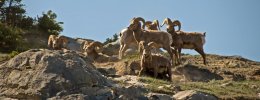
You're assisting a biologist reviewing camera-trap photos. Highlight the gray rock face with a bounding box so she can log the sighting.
[173,90,218,100]
[0,49,111,99]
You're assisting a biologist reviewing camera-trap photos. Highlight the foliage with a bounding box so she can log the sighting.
[103,33,118,45]
[37,10,63,35]
[0,0,34,29]
[0,23,26,52]
[8,50,19,58]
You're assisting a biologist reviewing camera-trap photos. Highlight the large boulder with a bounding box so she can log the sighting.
[173,64,223,82]
[0,49,111,99]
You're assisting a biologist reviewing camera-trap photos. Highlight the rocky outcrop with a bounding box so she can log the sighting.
[173,64,223,82]
[173,90,218,100]
[0,49,111,99]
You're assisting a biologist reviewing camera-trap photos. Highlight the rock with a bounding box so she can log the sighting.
[173,64,223,82]
[0,49,111,99]
[147,93,173,100]
[102,40,120,56]
[113,85,148,100]
[173,90,218,100]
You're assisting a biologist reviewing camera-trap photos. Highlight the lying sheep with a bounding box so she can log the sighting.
[82,41,103,60]
[128,17,175,65]
[139,42,172,81]
[161,18,207,65]
[48,35,68,50]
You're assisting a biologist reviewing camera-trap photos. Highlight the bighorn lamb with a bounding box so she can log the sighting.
[48,35,68,50]
[139,42,172,81]
[161,18,207,65]
[128,17,177,64]
[145,19,160,30]
[82,41,103,60]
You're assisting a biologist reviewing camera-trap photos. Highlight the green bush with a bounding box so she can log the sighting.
[8,51,19,58]
[37,10,63,35]
[0,23,25,52]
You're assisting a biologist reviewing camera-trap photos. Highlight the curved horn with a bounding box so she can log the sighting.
[153,20,160,31]
[172,20,181,31]
[161,18,172,27]
[134,17,145,29]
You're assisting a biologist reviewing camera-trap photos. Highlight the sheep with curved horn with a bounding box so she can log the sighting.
[161,18,207,65]
[128,17,177,65]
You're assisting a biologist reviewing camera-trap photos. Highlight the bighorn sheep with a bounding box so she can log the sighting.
[128,17,175,64]
[145,20,160,30]
[82,41,103,60]
[118,28,139,59]
[139,41,172,81]
[118,19,161,59]
[161,18,207,65]
[48,35,68,50]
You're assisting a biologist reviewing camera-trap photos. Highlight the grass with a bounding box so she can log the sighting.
[181,80,260,99]
[138,76,260,99]
[138,76,174,94]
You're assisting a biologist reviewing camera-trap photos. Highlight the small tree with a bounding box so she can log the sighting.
[103,33,119,45]
[37,10,63,35]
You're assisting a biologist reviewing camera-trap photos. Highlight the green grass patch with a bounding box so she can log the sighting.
[180,80,260,99]
[138,76,174,94]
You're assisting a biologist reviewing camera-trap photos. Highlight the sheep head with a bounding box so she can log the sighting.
[84,41,103,54]
[48,35,68,49]
[129,17,145,31]
[161,18,181,33]
[172,20,181,32]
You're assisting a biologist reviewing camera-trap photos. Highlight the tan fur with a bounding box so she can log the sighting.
[128,17,175,65]
[48,35,68,50]
[162,18,207,65]
[139,42,172,81]
[118,28,138,59]
[145,20,160,30]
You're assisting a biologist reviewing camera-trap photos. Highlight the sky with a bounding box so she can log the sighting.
[23,0,260,61]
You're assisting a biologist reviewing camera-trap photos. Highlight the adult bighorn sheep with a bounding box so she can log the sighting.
[48,35,68,50]
[118,19,161,59]
[145,19,160,30]
[139,41,172,81]
[161,18,207,65]
[128,17,176,65]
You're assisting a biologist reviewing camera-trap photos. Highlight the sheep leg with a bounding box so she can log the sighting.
[153,67,158,78]
[119,44,124,59]
[138,66,146,77]
[120,44,128,59]
[194,48,206,65]
[167,67,172,81]
[165,47,174,66]
[178,48,182,64]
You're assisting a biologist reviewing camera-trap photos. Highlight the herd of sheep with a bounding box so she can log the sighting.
[47,17,207,81]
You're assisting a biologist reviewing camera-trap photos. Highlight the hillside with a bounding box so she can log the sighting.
[0,47,259,99]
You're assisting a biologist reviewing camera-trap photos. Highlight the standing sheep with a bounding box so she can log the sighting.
[161,18,207,65]
[128,17,175,65]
